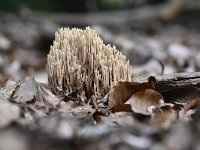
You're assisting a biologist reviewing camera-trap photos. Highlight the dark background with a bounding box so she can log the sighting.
[0,0,200,82]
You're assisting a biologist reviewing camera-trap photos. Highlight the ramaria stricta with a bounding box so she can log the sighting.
[47,27,131,99]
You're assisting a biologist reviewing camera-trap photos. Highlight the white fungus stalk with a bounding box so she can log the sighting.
[47,27,131,98]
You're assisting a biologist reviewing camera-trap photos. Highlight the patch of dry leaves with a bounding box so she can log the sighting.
[0,75,200,150]
[0,75,199,129]
[106,76,199,128]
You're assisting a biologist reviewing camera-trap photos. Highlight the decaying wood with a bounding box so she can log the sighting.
[132,72,200,92]
[155,72,200,92]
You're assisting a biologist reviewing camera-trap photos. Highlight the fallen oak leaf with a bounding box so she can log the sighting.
[108,76,156,110]
[108,73,199,126]
[151,101,195,128]
[93,113,102,124]
[178,108,196,122]
[93,109,111,124]
[36,83,61,108]
[178,99,200,122]
[159,100,200,123]
[171,102,184,111]
[0,100,21,128]
[0,75,7,87]
[69,105,95,119]
[111,104,132,113]
[13,77,38,103]
[151,105,177,128]
[0,80,20,100]
[128,89,164,115]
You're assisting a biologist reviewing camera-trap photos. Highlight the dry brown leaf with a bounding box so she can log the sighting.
[151,101,197,126]
[0,101,20,128]
[69,105,95,118]
[94,114,102,124]
[108,76,156,110]
[152,105,177,128]
[36,83,61,108]
[57,101,76,112]
[171,102,184,111]
[128,89,164,115]
[184,99,199,110]
[0,75,7,87]
[177,100,199,122]
[111,104,133,113]
[107,74,199,126]
[13,77,38,103]
[0,80,19,100]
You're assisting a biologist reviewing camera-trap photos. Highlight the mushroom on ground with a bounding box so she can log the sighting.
[47,27,131,99]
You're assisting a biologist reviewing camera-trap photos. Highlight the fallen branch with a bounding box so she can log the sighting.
[132,72,200,92]
[155,72,200,92]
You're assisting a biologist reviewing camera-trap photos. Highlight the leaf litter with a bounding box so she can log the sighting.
[0,73,199,150]
[0,26,200,150]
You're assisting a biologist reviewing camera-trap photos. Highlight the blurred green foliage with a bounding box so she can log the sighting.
[29,0,54,11]
[0,0,55,11]
[99,0,121,10]
[98,0,167,10]
[0,0,25,11]
[0,0,85,12]
[0,0,167,12]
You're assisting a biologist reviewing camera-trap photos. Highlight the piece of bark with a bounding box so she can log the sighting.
[132,72,200,92]
[155,72,200,92]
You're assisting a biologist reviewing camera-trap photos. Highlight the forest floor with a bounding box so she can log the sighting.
[0,10,200,150]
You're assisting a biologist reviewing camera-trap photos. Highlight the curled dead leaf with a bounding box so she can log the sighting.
[0,101,20,128]
[178,100,199,122]
[69,105,95,118]
[36,83,61,108]
[128,89,164,115]
[108,76,156,110]
[184,99,199,110]
[151,100,198,127]
[0,75,7,87]
[171,102,184,111]
[0,80,19,100]
[152,105,177,128]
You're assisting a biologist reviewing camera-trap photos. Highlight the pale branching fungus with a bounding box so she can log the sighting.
[47,27,131,98]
